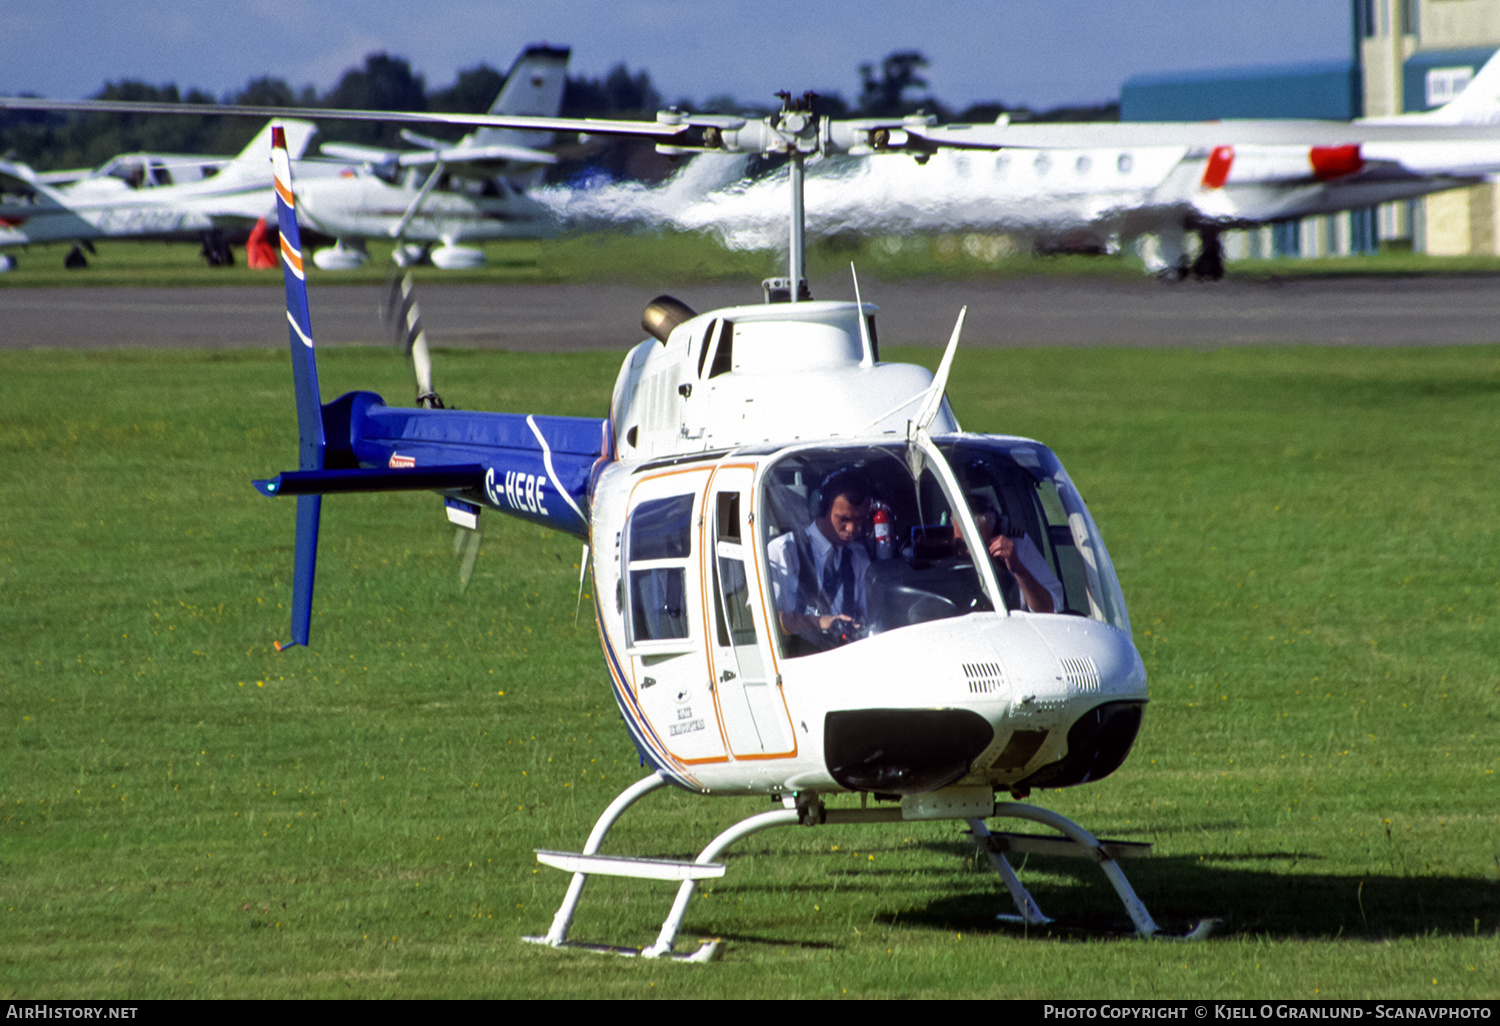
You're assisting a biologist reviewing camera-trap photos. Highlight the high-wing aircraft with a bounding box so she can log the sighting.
[0,120,321,268]
[246,98,1209,960]
[579,49,1500,280]
[294,45,571,270]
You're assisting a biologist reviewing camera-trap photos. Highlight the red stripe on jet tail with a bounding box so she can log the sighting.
[1201,146,1234,189]
[1310,144,1364,180]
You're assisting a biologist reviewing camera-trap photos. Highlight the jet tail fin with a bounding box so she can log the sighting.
[271,121,327,649]
[1411,48,1500,124]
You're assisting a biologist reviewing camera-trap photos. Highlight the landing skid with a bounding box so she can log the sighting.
[524,773,1212,959]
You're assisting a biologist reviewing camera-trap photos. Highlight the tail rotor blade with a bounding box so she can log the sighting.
[455,525,482,592]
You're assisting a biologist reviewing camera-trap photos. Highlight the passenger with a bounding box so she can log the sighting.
[959,499,1063,614]
[767,468,873,647]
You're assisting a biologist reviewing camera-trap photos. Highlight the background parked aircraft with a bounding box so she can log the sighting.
[557,50,1500,279]
[0,120,320,268]
[295,45,570,270]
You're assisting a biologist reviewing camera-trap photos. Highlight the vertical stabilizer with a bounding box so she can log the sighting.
[467,45,571,152]
[237,119,318,165]
[1427,48,1500,123]
[271,122,326,649]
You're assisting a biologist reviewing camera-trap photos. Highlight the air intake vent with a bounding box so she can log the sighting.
[1060,657,1100,693]
[962,661,1005,695]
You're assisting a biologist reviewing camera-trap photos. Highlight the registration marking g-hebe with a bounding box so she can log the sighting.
[485,466,549,515]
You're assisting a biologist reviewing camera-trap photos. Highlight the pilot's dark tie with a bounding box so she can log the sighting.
[821,547,842,612]
[823,547,854,617]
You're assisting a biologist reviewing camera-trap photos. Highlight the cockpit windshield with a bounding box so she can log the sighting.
[938,438,1129,633]
[760,438,1130,658]
[761,444,990,657]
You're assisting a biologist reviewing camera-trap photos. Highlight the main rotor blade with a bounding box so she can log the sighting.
[0,95,686,140]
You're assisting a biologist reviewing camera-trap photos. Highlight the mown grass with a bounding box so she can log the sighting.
[10,231,1500,288]
[2,342,1497,998]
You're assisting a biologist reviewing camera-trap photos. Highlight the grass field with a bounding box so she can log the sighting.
[2,340,1497,998]
[11,231,1500,288]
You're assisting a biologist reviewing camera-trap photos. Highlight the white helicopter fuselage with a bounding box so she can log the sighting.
[586,300,1147,801]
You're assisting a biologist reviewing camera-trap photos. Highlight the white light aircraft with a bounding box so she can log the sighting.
[0,120,320,269]
[296,45,570,271]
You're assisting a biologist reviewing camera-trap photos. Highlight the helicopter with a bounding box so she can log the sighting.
[3,87,1198,956]
[248,94,1212,959]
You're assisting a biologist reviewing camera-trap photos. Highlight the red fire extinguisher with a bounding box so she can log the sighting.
[873,504,893,560]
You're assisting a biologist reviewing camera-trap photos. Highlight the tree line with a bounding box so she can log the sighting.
[0,50,1115,175]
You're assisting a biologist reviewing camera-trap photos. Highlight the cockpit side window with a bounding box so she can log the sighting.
[695,320,719,379]
[707,320,734,378]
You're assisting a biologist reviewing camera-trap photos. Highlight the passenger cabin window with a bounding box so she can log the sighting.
[626,493,694,644]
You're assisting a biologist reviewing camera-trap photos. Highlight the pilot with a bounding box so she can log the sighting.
[959,498,1063,614]
[767,467,873,647]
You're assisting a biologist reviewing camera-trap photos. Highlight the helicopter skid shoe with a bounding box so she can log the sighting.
[969,804,1216,941]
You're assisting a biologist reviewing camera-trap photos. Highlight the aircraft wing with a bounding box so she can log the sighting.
[320,139,557,169]
[0,159,65,212]
[401,142,558,166]
[33,166,95,185]
[0,159,40,193]
[319,141,404,164]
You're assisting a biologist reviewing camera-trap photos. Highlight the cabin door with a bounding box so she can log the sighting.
[705,465,794,758]
[621,468,726,765]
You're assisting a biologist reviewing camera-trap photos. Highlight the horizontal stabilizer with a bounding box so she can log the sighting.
[255,464,486,497]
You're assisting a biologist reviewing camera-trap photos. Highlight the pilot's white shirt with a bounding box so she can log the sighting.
[1000,532,1064,613]
[767,523,870,618]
